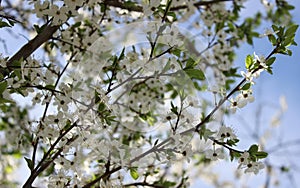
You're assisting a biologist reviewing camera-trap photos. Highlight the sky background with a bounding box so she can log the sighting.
[1,0,300,187]
[191,0,300,187]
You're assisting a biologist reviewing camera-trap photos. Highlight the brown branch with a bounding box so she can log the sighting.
[6,24,59,71]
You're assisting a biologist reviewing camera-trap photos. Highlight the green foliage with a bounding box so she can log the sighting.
[245,55,254,70]
[95,91,117,126]
[0,81,7,95]
[24,157,34,171]
[130,167,139,180]
[184,68,205,81]
[247,144,268,161]
[170,101,178,115]
[272,24,299,56]
[241,83,251,90]
[0,20,13,28]
[199,126,216,142]
[266,57,276,66]
[33,23,47,34]
[267,0,294,25]
[62,119,72,131]
[230,150,241,161]
[226,138,239,147]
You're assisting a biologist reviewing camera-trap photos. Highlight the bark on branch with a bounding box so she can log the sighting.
[6,24,59,71]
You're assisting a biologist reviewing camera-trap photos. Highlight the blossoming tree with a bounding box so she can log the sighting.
[0,0,298,187]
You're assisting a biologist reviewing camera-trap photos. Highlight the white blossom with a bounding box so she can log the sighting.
[216,126,237,141]
[205,148,225,161]
[245,161,265,174]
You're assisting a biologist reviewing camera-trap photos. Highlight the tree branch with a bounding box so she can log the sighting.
[6,24,59,71]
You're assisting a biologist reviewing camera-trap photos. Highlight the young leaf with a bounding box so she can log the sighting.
[171,48,181,57]
[241,83,251,90]
[0,21,11,28]
[248,144,258,153]
[266,57,276,66]
[271,25,279,32]
[285,24,299,38]
[245,55,253,69]
[0,81,7,95]
[267,34,277,46]
[118,47,126,61]
[230,150,241,161]
[199,126,216,142]
[255,151,268,159]
[184,68,205,80]
[130,168,139,180]
[24,157,34,170]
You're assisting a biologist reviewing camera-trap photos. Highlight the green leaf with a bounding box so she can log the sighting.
[283,35,296,47]
[34,24,40,33]
[184,68,205,80]
[272,25,279,32]
[266,57,276,66]
[285,24,299,38]
[226,138,239,146]
[95,90,101,104]
[8,19,15,27]
[170,102,178,115]
[267,34,277,46]
[185,57,196,69]
[0,97,15,104]
[230,150,241,161]
[63,119,72,131]
[245,55,253,69]
[0,21,11,28]
[241,83,251,90]
[199,126,216,142]
[255,151,268,159]
[161,181,177,187]
[118,47,126,61]
[287,49,292,56]
[166,11,176,20]
[0,81,7,95]
[24,157,34,170]
[171,48,181,57]
[98,102,106,112]
[266,67,273,74]
[248,144,259,153]
[130,168,139,180]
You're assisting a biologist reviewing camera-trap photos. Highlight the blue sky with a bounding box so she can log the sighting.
[191,1,300,187]
[192,1,300,187]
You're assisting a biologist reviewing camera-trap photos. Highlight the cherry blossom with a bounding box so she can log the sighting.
[205,148,225,161]
[44,5,68,25]
[0,0,297,187]
[244,161,265,174]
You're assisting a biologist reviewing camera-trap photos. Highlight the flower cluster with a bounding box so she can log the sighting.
[238,152,265,174]
[1,0,297,187]
[204,126,266,175]
[229,89,255,113]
